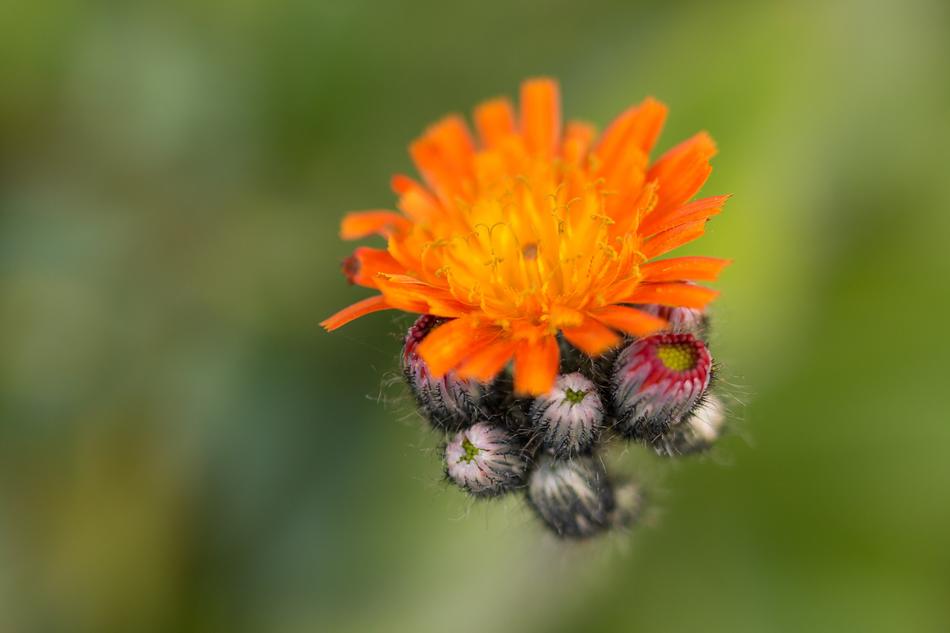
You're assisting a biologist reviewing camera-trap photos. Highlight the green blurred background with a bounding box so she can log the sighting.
[3,0,950,631]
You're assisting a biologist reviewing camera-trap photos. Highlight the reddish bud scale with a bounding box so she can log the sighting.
[403,315,488,430]
[610,332,712,440]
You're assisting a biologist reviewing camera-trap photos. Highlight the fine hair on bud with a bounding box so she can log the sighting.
[527,454,615,539]
[652,393,727,457]
[403,315,488,430]
[610,332,712,441]
[528,372,604,458]
[444,422,528,497]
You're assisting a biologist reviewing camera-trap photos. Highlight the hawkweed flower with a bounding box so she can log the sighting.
[610,332,712,439]
[321,78,730,396]
[321,78,733,538]
[652,393,726,456]
[403,315,488,429]
[528,372,604,457]
[527,454,615,539]
[444,422,528,497]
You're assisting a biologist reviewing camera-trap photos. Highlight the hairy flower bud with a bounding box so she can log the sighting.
[610,332,712,440]
[527,454,615,539]
[444,422,527,497]
[637,304,709,339]
[403,315,488,430]
[608,480,645,530]
[652,394,726,456]
[528,373,604,458]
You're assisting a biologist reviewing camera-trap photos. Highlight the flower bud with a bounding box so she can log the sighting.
[528,373,604,458]
[652,394,726,456]
[637,304,709,339]
[527,454,615,539]
[403,315,487,430]
[444,422,527,497]
[610,332,712,440]
[608,480,645,530]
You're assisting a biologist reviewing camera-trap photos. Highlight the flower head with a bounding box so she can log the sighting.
[322,78,730,395]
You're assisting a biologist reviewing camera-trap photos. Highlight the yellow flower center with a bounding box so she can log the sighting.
[655,342,699,372]
[417,156,643,336]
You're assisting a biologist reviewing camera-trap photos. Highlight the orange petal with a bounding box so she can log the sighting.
[320,295,390,331]
[396,179,443,224]
[612,178,658,238]
[513,336,560,395]
[639,194,730,237]
[594,102,666,220]
[640,219,707,259]
[372,276,428,313]
[561,318,621,356]
[594,97,668,167]
[375,274,470,317]
[454,338,516,382]
[564,120,597,146]
[628,283,719,309]
[474,97,516,149]
[590,305,667,336]
[340,211,409,240]
[386,232,424,274]
[409,115,476,203]
[519,78,561,157]
[600,144,647,204]
[562,120,597,165]
[647,132,717,218]
[417,318,500,377]
[343,247,404,288]
[639,256,732,283]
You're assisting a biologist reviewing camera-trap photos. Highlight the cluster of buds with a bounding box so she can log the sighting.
[402,305,728,539]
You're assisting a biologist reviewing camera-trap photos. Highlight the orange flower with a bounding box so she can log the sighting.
[322,78,730,395]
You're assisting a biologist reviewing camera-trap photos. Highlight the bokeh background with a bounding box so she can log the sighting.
[3,0,950,631]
